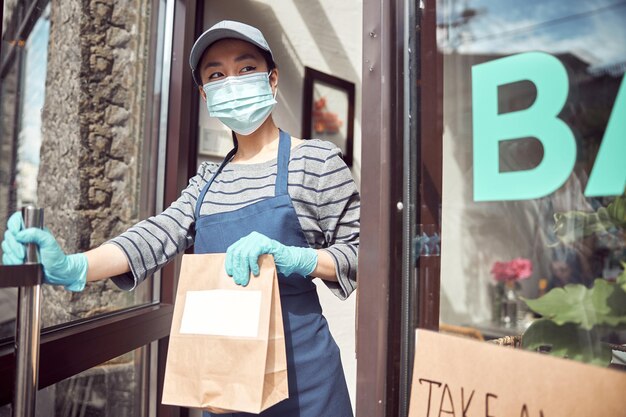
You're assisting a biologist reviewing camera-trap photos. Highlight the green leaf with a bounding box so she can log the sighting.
[523,279,626,330]
[522,319,612,366]
[524,282,607,329]
[552,210,615,245]
[606,195,626,227]
[597,279,626,326]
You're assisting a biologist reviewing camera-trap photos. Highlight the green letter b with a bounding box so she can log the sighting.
[472,52,576,201]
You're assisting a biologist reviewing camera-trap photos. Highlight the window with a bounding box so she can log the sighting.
[15,3,49,207]
[0,346,150,417]
[437,0,626,365]
[0,0,157,341]
[0,0,176,414]
[0,2,52,342]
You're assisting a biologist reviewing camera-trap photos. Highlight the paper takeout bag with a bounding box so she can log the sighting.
[162,253,288,414]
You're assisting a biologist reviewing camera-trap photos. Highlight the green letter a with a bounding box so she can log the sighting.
[585,75,626,197]
[472,52,576,201]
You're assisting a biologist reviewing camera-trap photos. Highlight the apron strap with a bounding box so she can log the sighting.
[194,146,237,219]
[275,130,291,196]
[195,130,290,218]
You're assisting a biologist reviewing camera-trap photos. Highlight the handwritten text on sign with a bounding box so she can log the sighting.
[417,378,543,417]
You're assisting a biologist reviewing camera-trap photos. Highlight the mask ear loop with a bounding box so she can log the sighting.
[268,69,278,99]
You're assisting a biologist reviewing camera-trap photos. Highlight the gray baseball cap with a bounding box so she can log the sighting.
[189,20,274,84]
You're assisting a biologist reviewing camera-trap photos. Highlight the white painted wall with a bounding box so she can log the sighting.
[197,1,362,412]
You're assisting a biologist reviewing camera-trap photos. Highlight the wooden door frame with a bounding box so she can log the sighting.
[356,0,405,415]
[357,1,442,416]
[157,0,203,415]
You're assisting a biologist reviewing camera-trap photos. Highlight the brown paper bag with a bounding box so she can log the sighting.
[162,253,288,414]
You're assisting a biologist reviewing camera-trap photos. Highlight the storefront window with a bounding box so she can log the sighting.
[0,0,160,341]
[438,0,626,366]
[15,4,50,207]
[0,4,51,342]
[0,346,149,417]
[0,5,52,339]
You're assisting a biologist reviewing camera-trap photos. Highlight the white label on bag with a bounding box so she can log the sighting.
[179,290,262,338]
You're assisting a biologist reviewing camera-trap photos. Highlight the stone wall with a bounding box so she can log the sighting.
[39,0,151,324]
[41,0,149,253]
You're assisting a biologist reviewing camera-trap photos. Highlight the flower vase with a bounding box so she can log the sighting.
[500,283,519,328]
[489,283,504,325]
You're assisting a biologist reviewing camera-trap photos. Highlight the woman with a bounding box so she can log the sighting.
[2,20,358,417]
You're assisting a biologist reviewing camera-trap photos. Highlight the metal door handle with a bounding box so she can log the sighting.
[0,205,44,417]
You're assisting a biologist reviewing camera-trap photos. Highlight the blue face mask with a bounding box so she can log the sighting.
[203,71,277,136]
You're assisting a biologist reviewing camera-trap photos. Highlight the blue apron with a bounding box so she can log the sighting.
[195,130,353,417]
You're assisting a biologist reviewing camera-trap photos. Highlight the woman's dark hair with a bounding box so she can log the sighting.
[193,44,277,86]
[259,47,277,72]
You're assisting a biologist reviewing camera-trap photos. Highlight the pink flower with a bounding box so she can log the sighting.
[510,258,532,279]
[491,258,533,283]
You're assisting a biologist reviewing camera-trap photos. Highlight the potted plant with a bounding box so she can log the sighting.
[521,195,626,366]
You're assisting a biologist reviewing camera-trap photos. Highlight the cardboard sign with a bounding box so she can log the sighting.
[409,330,626,417]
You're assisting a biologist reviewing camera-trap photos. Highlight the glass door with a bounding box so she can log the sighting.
[398,0,626,415]
[437,0,626,356]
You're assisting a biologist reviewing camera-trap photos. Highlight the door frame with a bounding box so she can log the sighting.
[161,1,445,416]
[356,0,442,416]
[157,0,203,415]
[356,0,406,415]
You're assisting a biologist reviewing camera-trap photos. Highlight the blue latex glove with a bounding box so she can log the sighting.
[225,231,318,286]
[2,211,25,265]
[2,212,88,291]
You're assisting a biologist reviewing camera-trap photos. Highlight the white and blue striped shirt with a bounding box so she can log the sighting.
[109,140,359,300]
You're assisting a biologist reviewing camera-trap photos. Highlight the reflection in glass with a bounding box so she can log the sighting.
[414,224,441,259]
[16,4,50,207]
[438,0,626,366]
[0,0,162,340]
[0,290,17,341]
[0,5,51,342]
[0,346,148,417]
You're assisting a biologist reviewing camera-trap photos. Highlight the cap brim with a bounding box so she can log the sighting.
[189,28,270,71]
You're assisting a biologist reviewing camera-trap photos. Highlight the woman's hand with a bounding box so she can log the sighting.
[225,231,318,286]
[2,212,88,291]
